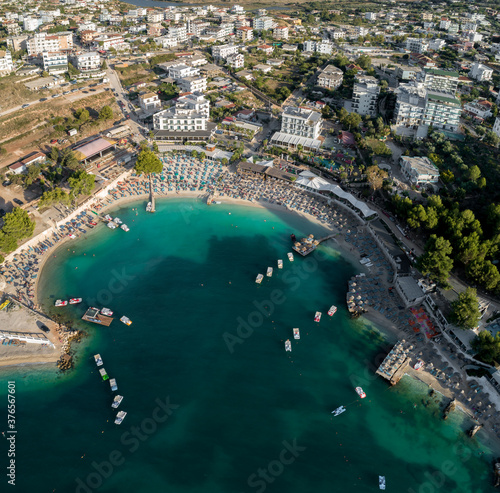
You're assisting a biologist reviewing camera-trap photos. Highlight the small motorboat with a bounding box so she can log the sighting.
[94,354,103,366]
[255,274,264,284]
[277,259,283,269]
[107,222,117,230]
[285,339,292,352]
[110,378,118,391]
[101,307,113,316]
[114,410,127,425]
[328,305,337,316]
[120,316,132,326]
[355,387,366,399]
[332,406,346,416]
[266,267,273,277]
[113,217,122,225]
[69,298,82,304]
[99,368,109,381]
[413,359,424,370]
[112,395,123,409]
[379,476,386,490]
[293,328,300,340]
[287,252,294,262]
[54,299,68,307]
[104,214,112,221]
[314,311,321,323]
[121,224,130,232]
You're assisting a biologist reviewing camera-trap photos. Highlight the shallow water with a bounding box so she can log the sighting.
[0,199,495,493]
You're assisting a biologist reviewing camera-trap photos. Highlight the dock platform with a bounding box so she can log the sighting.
[149,175,156,212]
[376,340,411,385]
[82,307,113,326]
[292,233,337,256]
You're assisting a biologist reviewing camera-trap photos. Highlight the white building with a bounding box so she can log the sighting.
[0,50,14,76]
[92,34,125,50]
[23,17,40,32]
[399,156,440,185]
[492,116,500,138]
[42,51,68,75]
[351,75,380,116]
[156,36,178,49]
[428,39,446,51]
[168,63,199,80]
[365,12,377,21]
[463,99,493,120]
[72,51,100,72]
[469,62,493,82]
[317,65,343,90]
[147,11,163,23]
[27,32,73,56]
[177,76,207,93]
[419,68,459,94]
[212,44,239,60]
[236,26,253,42]
[138,92,161,112]
[169,26,187,43]
[440,18,451,30]
[406,38,428,54]
[227,53,244,69]
[273,26,289,40]
[253,16,275,31]
[303,39,333,55]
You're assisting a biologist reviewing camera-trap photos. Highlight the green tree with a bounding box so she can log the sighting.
[38,188,70,208]
[468,165,481,183]
[74,108,90,123]
[99,105,113,120]
[355,54,372,70]
[101,60,108,70]
[466,259,500,291]
[134,150,162,176]
[471,330,500,363]
[50,146,59,163]
[365,165,388,193]
[417,235,453,284]
[2,208,35,240]
[450,288,481,329]
[68,171,95,198]
[344,113,362,131]
[0,232,18,253]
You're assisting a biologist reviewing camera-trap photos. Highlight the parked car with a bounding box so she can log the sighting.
[2,180,10,187]
[21,104,30,108]
[40,98,48,102]
[50,139,58,144]
[13,198,24,205]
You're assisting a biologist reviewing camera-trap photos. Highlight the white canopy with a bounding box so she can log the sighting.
[296,171,331,190]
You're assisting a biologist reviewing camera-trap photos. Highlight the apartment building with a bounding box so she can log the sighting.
[419,69,459,94]
[72,51,100,72]
[177,76,207,93]
[317,65,343,90]
[138,92,161,112]
[23,17,40,32]
[7,35,29,52]
[273,26,289,40]
[168,63,200,80]
[212,44,239,60]
[92,34,124,50]
[169,26,187,43]
[303,39,333,55]
[469,62,493,81]
[147,11,163,23]
[400,156,440,185]
[253,16,275,31]
[351,75,380,116]
[406,38,428,54]
[236,26,253,42]
[227,53,244,69]
[27,32,73,56]
[42,51,68,74]
[0,50,14,76]
[463,99,493,120]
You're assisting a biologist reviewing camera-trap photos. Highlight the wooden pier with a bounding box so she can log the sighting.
[148,175,155,212]
[82,307,113,326]
[292,233,338,256]
[376,340,411,385]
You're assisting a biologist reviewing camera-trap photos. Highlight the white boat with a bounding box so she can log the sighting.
[287,252,294,262]
[413,359,424,370]
[107,222,117,229]
[360,257,371,265]
[255,274,264,284]
[277,259,283,269]
[293,328,300,340]
[113,217,122,224]
[146,202,152,212]
[68,233,77,239]
[112,395,123,409]
[332,406,346,416]
[120,224,130,232]
[314,311,321,323]
[110,378,118,391]
[120,316,132,326]
[379,476,386,490]
[285,339,292,352]
[355,386,366,399]
[328,305,337,316]
[69,298,82,304]
[104,214,112,221]
[266,267,273,277]
[101,307,113,316]
[99,368,109,381]
[54,299,68,307]
[94,354,103,366]
[214,201,221,204]
[114,410,127,425]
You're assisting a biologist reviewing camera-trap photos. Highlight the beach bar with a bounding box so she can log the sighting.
[376,340,411,385]
[82,307,113,326]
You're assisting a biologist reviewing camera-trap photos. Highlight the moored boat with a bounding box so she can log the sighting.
[379,476,386,490]
[120,224,130,232]
[255,274,264,284]
[112,395,123,409]
[107,222,117,230]
[101,307,113,316]
[104,214,112,221]
[110,378,118,391]
[120,316,132,326]
[293,328,300,340]
[54,299,68,307]
[332,406,346,416]
[114,217,122,225]
[314,311,321,322]
[99,368,109,381]
[69,298,82,304]
[287,252,294,262]
[328,305,337,316]
[146,202,152,212]
[266,267,273,277]
[94,354,103,366]
[277,259,283,269]
[114,410,127,425]
[285,339,292,352]
[355,386,366,399]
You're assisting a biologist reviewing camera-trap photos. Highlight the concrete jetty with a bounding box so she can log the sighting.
[292,233,337,256]
[376,340,411,385]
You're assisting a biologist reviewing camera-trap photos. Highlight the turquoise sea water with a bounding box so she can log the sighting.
[0,199,496,493]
